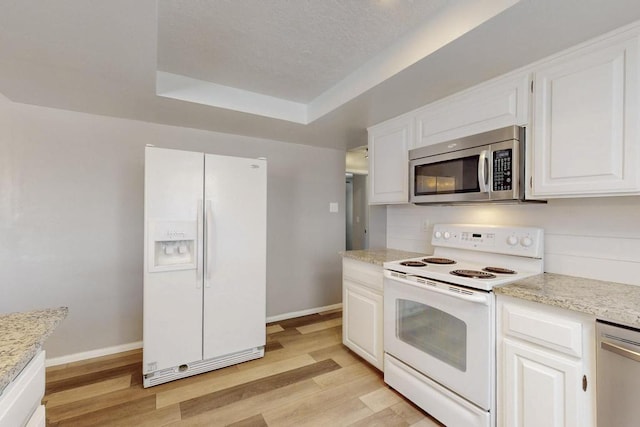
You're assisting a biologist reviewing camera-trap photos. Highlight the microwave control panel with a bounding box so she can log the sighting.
[493,149,513,191]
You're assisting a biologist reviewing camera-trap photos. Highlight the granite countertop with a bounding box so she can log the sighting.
[0,307,68,394]
[495,273,640,329]
[340,248,426,266]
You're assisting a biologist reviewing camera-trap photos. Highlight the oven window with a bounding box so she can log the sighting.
[396,299,467,371]
[414,156,480,195]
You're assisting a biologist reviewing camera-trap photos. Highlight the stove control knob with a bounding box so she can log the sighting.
[434,231,442,239]
[507,236,518,246]
[443,231,451,240]
[520,236,533,247]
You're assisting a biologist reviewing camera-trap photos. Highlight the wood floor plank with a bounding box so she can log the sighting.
[226,413,268,427]
[46,362,140,394]
[296,317,342,334]
[46,386,155,422]
[266,327,302,341]
[294,397,373,427]
[390,400,434,425]
[348,407,410,426]
[180,359,340,419]
[319,308,343,317]
[313,361,380,388]
[266,324,284,334]
[308,343,362,367]
[263,340,283,352]
[360,386,404,412]
[101,403,182,427]
[261,374,382,426]
[276,313,325,329]
[168,379,322,426]
[44,375,132,408]
[276,326,342,354]
[54,395,156,426]
[156,354,317,408]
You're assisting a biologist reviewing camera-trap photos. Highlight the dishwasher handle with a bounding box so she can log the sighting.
[601,340,640,363]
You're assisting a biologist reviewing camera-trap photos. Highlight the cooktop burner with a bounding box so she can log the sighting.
[483,266,516,274]
[422,257,456,265]
[450,269,497,279]
[400,260,427,267]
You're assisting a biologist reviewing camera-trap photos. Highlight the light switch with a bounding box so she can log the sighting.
[329,202,339,213]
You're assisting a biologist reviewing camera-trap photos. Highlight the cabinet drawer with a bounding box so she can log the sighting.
[502,302,582,357]
[342,258,383,291]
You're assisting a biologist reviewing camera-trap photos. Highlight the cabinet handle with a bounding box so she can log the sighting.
[582,375,587,392]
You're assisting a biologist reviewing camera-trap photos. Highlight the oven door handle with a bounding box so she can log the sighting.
[385,272,491,305]
[478,150,490,193]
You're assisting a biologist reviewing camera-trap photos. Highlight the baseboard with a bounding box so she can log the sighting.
[45,341,143,367]
[46,304,342,366]
[266,303,342,323]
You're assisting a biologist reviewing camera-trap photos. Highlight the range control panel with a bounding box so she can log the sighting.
[431,224,543,258]
[493,149,513,191]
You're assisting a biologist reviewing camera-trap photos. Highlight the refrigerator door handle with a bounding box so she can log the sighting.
[205,200,213,288]
[196,199,203,289]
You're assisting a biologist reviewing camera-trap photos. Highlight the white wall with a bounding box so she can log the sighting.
[387,197,640,286]
[0,95,345,359]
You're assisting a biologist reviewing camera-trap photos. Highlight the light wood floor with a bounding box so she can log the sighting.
[44,310,443,426]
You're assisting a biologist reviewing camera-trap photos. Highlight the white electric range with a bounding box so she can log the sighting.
[383,224,543,427]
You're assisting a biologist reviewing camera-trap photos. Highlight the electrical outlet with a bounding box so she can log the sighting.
[421,219,430,232]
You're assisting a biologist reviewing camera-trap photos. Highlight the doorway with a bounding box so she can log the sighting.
[345,173,368,250]
[345,146,369,250]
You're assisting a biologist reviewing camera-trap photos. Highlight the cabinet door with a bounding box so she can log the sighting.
[531,33,640,197]
[202,154,267,360]
[343,280,383,370]
[414,73,529,148]
[368,116,411,204]
[144,147,204,373]
[502,338,587,427]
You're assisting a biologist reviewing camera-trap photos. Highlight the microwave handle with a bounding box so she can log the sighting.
[478,150,490,193]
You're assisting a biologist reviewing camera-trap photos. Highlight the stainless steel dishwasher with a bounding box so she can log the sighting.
[596,321,640,427]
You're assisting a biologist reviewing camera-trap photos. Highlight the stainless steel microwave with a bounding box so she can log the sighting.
[409,126,528,204]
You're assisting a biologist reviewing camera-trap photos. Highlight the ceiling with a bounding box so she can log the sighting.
[2,0,640,150]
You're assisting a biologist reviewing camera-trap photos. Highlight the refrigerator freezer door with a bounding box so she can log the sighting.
[143,147,205,373]
[203,154,267,359]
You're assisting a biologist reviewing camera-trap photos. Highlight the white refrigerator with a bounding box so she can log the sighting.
[143,146,266,388]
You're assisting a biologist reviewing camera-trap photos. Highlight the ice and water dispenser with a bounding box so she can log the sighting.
[147,221,197,272]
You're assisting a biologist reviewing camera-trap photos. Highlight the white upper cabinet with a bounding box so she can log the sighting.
[368,115,412,204]
[529,28,640,198]
[414,72,530,149]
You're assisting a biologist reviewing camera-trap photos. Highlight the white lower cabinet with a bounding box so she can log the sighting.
[342,258,384,370]
[497,295,596,427]
[0,351,46,427]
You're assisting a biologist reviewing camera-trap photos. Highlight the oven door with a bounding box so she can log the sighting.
[383,271,494,410]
